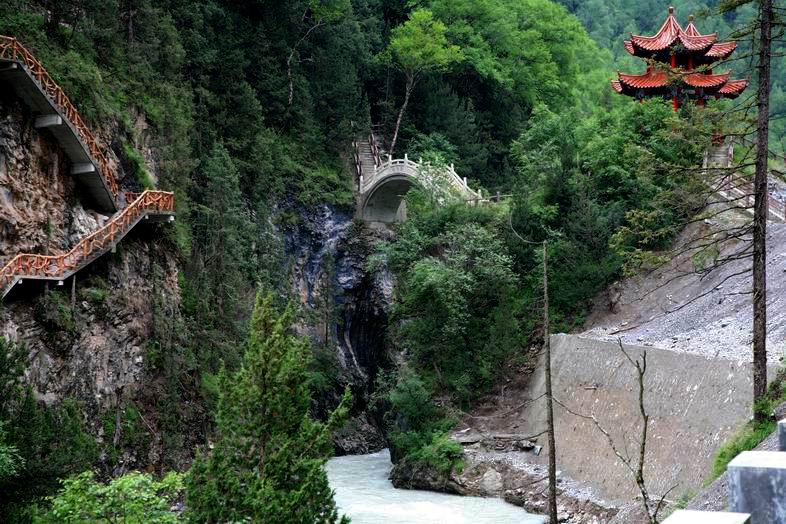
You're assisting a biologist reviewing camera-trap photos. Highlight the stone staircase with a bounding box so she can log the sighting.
[356,136,379,178]
[705,139,786,223]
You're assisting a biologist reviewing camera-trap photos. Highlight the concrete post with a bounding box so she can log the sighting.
[662,510,750,523]
[34,114,63,129]
[778,420,786,451]
[71,274,76,312]
[728,451,786,523]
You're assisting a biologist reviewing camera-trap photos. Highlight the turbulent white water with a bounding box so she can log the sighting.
[327,449,545,524]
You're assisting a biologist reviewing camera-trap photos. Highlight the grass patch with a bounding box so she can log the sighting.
[710,376,786,480]
[123,142,155,189]
[711,415,775,479]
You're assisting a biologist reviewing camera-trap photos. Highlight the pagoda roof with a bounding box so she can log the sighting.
[612,7,748,105]
[612,69,748,97]
[627,7,716,54]
[718,79,749,98]
[706,41,737,59]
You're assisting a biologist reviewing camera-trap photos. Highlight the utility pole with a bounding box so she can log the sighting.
[752,0,773,416]
[508,216,558,523]
[544,240,557,524]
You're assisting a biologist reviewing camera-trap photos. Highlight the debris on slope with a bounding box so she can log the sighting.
[583,218,786,363]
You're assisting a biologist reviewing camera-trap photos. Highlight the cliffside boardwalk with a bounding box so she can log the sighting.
[0,191,174,299]
[0,35,175,300]
[354,134,482,222]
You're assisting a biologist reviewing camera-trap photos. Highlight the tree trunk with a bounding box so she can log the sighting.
[543,241,558,524]
[752,0,773,416]
[390,74,414,158]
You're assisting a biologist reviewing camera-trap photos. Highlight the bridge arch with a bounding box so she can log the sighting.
[357,157,480,223]
[360,172,418,222]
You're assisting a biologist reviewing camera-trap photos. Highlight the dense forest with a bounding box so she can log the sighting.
[0,0,766,521]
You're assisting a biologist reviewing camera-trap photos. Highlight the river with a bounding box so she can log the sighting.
[327,449,545,524]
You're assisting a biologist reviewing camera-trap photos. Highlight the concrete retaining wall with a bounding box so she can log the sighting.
[523,334,764,503]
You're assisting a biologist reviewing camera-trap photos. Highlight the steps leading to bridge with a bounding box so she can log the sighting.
[0,190,174,300]
[705,140,786,223]
[0,36,119,212]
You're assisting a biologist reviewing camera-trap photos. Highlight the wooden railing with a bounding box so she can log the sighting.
[369,132,382,168]
[0,191,174,297]
[0,35,119,201]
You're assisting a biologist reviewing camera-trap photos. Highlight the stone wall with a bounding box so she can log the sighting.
[522,334,765,504]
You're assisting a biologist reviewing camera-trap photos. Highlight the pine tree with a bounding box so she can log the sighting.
[186,291,351,524]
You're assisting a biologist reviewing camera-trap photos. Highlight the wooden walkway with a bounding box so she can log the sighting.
[0,36,176,300]
[0,36,119,212]
[1,191,174,299]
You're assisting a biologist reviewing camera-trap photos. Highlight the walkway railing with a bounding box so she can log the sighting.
[361,155,481,201]
[0,35,119,201]
[0,190,174,298]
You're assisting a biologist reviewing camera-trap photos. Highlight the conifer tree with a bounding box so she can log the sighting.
[186,291,351,524]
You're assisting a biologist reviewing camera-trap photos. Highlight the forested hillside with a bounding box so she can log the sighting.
[0,0,753,520]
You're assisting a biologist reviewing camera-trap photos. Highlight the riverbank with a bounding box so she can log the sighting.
[327,449,544,524]
[390,446,617,524]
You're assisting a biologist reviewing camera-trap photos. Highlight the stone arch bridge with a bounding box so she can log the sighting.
[354,135,482,223]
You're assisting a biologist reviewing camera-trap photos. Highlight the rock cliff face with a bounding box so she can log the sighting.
[285,204,393,455]
[1,72,396,473]
[1,236,179,404]
[0,87,190,472]
[0,90,104,266]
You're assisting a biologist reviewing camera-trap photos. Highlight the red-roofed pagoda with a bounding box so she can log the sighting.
[611,6,748,111]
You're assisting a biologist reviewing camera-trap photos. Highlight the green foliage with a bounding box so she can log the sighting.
[406,433,464,475]
[711,378,786,480]
[711,403,776,479]
[385,370,459,468]
[101,404,151,470]
[298,165,354,207]
[387,9,462,78]
[122,142,156,190]
[34,291,75,334]
[78,277,110,310]
[186,291,350,524]
[388,203,522,404]
[0,423,23,481]
[37,470,183,523]
[0,337,98,518]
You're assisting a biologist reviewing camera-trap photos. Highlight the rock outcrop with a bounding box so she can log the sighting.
[285,203,394,454]
[1,85,188,473]
[390,449,617,524]
[0,89,104,265]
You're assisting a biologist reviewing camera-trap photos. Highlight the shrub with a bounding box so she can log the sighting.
[34,292,75,334]
[38,470,183,523]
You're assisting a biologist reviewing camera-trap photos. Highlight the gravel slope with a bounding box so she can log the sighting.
[583,219,786,364]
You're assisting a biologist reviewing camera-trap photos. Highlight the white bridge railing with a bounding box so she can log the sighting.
[359,154,481,201]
